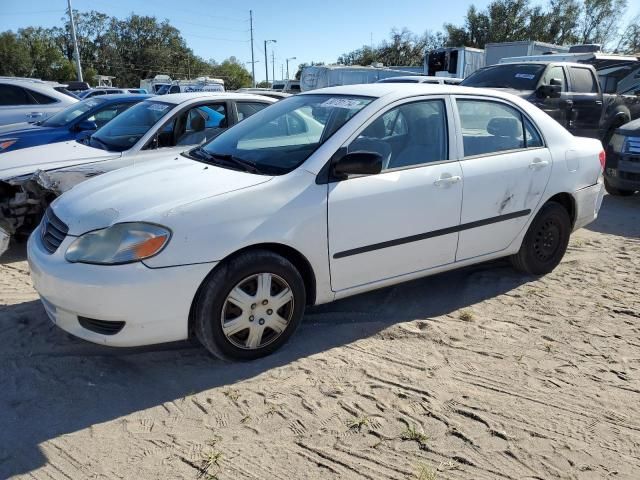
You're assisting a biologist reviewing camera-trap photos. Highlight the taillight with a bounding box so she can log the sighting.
[598,150,606,170]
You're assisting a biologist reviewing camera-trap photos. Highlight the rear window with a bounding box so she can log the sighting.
[461,64,546,90]
[570,67,598,93]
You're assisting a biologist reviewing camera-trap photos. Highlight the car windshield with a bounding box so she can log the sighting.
[89,100,172,152]
[192,94,372,175]
[42,98,104,127]
[461,64,546,90]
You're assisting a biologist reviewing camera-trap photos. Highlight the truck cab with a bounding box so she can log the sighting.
[461,61,636,141]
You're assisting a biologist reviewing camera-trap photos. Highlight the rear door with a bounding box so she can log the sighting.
[0,84,39,124]
[567,66,602,139]
[454,97,552,261]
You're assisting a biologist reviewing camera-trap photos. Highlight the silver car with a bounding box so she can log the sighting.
[0,77,78,126]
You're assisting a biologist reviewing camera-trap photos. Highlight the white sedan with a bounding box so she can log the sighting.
[28,84,605,360]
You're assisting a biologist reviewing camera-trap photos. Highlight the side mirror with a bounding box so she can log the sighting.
[549,78,562,87]
[332,151,383,180]
[536,83,561,99]
[75,120,98,132]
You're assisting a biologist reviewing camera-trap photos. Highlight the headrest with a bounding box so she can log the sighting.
[487,117,520,138]
[191,114,205,132]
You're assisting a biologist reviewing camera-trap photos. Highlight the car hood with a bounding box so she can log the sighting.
[53,155,274,235]
[0,121,56,137]
[0,141,119,180]
[617,117,640,135]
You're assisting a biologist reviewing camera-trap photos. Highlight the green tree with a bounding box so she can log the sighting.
[0,31,31,76]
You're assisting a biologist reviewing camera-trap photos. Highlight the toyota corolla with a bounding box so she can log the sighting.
[28,84,605,360]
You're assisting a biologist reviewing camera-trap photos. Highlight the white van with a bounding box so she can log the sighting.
[271,80,300,93]
[158,77,225,95]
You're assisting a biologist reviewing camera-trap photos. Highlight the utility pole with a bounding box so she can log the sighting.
[286,57,296,80]
[67,0,83,82]
[281,64,284,80]
[249,10,255,87]
[271,50,275,85]
[264,39,276,85]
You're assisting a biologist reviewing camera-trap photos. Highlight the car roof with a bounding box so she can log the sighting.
[155,92,278,105]
[88,93,152,102]
[0,77,68,87]
[299,83,481,98]
[493,61,592,68]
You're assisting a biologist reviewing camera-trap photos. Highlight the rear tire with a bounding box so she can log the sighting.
[510,201,571,275]
[194,250,306,361]
[604,178,635,196]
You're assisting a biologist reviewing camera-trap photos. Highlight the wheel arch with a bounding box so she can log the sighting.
[545,192,576,228]
[188,242,318,337]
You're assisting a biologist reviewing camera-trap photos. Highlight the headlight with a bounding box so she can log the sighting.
[65,222,171,265]
[0,138,17,151]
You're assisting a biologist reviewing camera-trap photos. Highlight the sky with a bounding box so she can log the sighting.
[3,0,640,83]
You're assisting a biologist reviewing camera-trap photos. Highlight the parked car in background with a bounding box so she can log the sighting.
[461,61,640,142]
[0,94,150,154]
[126,88,148,94]
[78,87,128,99]
[27,84,604,359]
[605,118,640,195]
[0,78,79,126]
[377,75,462,85]
[0,92,276,255]
[271,79,301,93]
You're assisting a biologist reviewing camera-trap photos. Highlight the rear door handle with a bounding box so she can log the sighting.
[529,158,549,170]
[434,174,461,187]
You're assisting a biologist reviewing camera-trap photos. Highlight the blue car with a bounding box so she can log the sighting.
[0,94,150,153]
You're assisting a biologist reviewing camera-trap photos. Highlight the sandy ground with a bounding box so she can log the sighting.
[1,194,639,480]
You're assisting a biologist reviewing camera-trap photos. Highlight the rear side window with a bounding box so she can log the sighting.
[27,89,57,104]
[0,84,33,106]
[457,99,543,157]
[570,67,598,93]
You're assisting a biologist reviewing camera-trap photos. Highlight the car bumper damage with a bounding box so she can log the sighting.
[0,167,103,257]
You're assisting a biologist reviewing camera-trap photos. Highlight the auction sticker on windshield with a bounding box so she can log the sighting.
[515,73,536,80]
[320,98,369,109]
[148,104,170,112]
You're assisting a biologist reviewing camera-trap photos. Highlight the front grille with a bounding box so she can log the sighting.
[620,171,640,182]
[78,317,125,335]
[625,136,640,155]
[41,207,68,254]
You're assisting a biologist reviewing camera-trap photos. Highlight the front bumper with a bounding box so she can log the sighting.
[27,226,217,347]
[573,179,605,231]
[604,150,640,191]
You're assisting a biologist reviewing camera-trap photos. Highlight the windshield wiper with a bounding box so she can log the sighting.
[89,136,112,151]
[187,147,262,174]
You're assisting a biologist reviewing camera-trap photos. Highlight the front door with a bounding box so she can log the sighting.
[327,98,463,292]
[533,65,572,129]
[454,97,552,260]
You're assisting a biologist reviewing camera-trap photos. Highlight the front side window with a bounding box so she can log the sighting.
[90,100,172,152]
[236,102,269,121]
[175,103,228,146]
[195,94,373,175]
[542,66,567,91]
[570,67,598,93]
[457,99,543,157]
[0,84,32,106]
[87,103,133,128]
[348,99,448,170]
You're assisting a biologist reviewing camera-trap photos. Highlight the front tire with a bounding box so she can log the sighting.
[510,201,571,275]
[194,250,306,360]
[604,178,635,197]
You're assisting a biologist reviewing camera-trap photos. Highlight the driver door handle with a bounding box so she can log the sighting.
[529,158,550,170]
[434,174,461,187]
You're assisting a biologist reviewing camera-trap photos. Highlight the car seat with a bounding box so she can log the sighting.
[177,114,207,146]
[390,116,444,168]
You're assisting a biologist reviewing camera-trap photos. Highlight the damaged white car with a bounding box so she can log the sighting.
[29,85,605,360]
[0,92,275,255]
